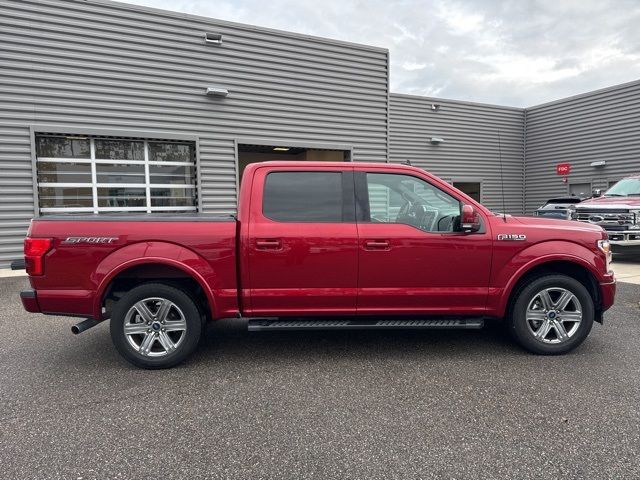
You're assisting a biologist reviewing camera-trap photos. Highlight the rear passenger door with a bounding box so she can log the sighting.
[245,167,358,316]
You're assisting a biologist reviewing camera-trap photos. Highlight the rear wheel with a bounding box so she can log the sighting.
[110,283,203,369]
[508,274,594,355]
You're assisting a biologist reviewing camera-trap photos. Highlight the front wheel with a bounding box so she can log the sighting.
[508,274,594,355]
[110,283,203,369]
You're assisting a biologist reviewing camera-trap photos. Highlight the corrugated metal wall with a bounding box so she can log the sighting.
[525,80,640,213]
[389,94,525,214]
[0,0,389,268]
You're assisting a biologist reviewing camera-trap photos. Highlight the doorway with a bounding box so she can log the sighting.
[237,143,351,181]
[452,181,482,203]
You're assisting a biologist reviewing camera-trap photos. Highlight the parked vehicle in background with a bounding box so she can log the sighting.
[534,196,585,220]
[19,162,615,368]
[573,174,640,253]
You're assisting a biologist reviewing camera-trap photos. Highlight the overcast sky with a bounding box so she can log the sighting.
[121,0,640,107]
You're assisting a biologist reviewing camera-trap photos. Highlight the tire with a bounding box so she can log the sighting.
[508,274,594,355]
[110,282,203,369]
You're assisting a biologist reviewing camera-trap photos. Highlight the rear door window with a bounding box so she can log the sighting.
[263,171,348,222]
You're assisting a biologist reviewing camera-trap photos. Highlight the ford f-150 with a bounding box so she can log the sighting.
[19,162,616,368]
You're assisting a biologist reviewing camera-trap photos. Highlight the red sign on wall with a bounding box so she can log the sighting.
[556,163,571,175]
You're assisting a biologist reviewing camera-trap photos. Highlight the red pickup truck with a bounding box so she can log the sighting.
[20,162,616,368]
[573,174,640,253]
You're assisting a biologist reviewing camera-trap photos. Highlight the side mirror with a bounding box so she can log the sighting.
[592,189,602,198]
[461,204,481,232]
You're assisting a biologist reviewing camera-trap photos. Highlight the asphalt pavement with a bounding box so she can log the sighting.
[1,276,639,479]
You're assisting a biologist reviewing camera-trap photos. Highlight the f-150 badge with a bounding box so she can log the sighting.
[497,234,526,241]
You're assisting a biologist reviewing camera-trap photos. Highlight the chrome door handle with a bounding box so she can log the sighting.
[255,239,282,250]
[364,239,390,250]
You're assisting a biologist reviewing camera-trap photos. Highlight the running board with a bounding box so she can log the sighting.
[247,318,484,332]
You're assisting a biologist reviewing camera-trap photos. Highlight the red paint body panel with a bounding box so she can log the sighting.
[245,165,358,316]
[356,223,492,314]
[27,219,238,319]
[21,161,616,323]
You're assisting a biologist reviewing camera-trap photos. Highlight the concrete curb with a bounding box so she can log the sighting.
[0,269,27,278]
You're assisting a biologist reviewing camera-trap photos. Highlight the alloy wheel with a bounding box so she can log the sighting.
[123,297,188,357]
[526,287,583,344]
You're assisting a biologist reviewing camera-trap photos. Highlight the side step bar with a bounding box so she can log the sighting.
[248,318,484,332]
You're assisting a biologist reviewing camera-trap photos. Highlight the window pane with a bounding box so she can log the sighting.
[37,162,92,183]
[148,142,194,162]
[36,136,90,158]
[38,186,93,208]
[150,188,196,207]
[35,136,197,214]
[96,163,145,184]
[149,164,195,185]
[97,187,146,207]
[263,172,343,222]
[95,139,144,161]
[366,173,460,232]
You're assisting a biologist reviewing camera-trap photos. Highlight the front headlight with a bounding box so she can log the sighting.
[631,210,640,228]
[598,239,612,272]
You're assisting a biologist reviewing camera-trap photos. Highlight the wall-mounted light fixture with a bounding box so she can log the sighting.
[590,160,606,167]
[430,137,444,145]
[206,87,229,97]
[431,103,441,112]
[204,33,223,44]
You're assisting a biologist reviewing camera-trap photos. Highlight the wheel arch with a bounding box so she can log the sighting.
[93,243,218,320]
[502,258,601,323]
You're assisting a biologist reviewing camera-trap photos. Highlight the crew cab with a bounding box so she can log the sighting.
[20,162,616,368]
[573,174,640,253]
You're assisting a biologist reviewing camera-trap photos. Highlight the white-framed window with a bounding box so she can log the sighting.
[35,134,197,214]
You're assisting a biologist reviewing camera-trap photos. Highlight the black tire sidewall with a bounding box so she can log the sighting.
[110,283,203,369]
[509,275,594,355]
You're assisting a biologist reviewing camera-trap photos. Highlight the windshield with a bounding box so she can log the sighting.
[605,178,640,197]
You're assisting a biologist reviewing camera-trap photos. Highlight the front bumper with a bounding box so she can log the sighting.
[20,289,41,313]
[605,231,640,246]
[599,279,616,312]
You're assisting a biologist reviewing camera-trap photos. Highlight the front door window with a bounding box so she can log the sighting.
[365,173,461,232]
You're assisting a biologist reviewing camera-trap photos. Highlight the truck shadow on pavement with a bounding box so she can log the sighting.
[27,313,530,373]
[192,318,523,364]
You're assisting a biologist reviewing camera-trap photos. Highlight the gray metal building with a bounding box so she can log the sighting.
[1,0,639,268]
[524,80,640,214]
[389,94,525,214]
[0,0,389,267]
[390,80,640,216]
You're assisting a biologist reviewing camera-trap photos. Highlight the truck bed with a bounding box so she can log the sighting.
[27,213,239,320]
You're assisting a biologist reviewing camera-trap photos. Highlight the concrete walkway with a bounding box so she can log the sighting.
[611,258,640,285]
[0,268,26,278]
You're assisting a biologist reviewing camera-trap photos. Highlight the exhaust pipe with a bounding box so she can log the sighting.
[71,318,100,335]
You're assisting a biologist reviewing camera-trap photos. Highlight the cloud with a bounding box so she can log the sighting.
[119,0,640,107]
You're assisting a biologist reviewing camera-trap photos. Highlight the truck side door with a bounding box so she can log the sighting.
[355,169,492,315]
[244,166,358,316]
